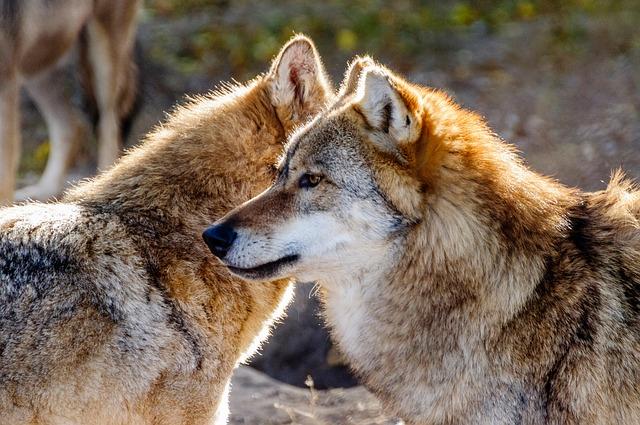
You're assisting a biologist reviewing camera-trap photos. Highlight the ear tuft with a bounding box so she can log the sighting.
[268,35,331,125]
[338,56,376,99]
[355,66,422,146]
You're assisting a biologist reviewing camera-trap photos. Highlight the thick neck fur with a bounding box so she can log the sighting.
[323,90,590,423]
[64,80,291,365]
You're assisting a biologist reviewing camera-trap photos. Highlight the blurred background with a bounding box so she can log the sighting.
[17,0,640,392]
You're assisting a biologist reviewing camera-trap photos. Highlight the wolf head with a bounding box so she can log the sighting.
[69,34,333,208]
[204,59,561,285]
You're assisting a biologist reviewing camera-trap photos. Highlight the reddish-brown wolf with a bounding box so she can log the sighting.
[206,59,640,425]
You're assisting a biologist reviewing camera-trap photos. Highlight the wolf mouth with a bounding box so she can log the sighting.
[227,254,299,280]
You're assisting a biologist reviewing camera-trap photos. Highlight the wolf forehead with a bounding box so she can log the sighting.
[278,114,368,176]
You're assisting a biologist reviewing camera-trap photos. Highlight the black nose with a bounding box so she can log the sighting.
[202,224,237,258]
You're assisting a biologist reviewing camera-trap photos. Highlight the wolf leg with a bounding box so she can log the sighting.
[0,75,20,206]
[15,67,88,202]
[86,1,139,171]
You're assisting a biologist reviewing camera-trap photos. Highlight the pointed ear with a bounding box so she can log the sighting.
[268,35,331,128]
[355,67,423,147]
[338,56,375,98]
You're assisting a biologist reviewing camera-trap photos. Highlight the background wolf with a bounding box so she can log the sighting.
[0,0,140,205]
[0,36,332,424]
[206,60,640,424]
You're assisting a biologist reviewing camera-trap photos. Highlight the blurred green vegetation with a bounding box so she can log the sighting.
[17,0,640,185]
[19,140,49,176]
[144,0,640,78]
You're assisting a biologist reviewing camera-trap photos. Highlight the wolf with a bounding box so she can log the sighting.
[0,36,332,424]
[205,59,640,424]
[0,0,140,205]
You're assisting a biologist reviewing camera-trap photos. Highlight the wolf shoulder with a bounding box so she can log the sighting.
[0,203,175,378]
[0,202,143,294]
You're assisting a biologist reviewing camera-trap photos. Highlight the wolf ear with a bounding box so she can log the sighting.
[338,56,375,98]
[268,35,331,128]
[355,67,423,147]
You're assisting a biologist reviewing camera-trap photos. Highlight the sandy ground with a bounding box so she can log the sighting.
[229,366,397,425]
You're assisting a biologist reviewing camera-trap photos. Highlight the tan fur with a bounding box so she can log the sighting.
[0,36,332,424]
[212,60,640,424]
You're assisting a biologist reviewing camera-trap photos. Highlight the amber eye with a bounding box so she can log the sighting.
[299,173,322,188]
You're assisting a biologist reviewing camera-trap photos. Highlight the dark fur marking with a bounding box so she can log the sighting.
[0,239,77,301]
[535,249,601,417]
[168,301,204,370]
[143,259,205,370]
[370,185,415,233]
[618,265,640,326]
[0,236,86,367]
[276,161,290,184]
[541,342,570,420]
[280,137,304,181]
[523,257,563,415]
[0,1,20,36]
[575,282,601,345]
[352,105,375,132]
[514,391,527,425]
[530,255,558,309]
[381,101,392,134]
[567,200,599,265]
[98,294,125,323]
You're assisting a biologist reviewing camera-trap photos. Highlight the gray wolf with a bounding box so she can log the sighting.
[0,35,332,424]
[0,0,140,205]
[205,59,640,424]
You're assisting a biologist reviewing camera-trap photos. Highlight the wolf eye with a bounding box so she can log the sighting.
[299,173,322,188]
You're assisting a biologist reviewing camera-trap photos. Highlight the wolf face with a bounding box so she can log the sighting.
[204,61,430,284]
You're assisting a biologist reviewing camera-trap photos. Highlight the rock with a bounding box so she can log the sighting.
[229,366,398,425]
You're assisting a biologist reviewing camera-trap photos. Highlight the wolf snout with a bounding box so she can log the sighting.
[203,223,237,258]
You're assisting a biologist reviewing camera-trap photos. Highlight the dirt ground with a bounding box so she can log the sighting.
[229,366,397,424]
